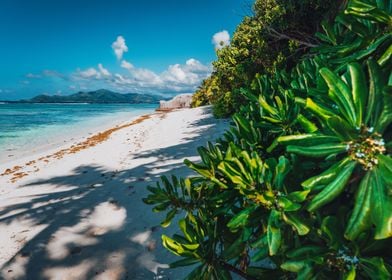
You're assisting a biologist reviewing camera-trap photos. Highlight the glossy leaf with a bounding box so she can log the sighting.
[307,161,357,211]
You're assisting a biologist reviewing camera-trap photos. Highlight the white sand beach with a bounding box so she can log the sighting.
[0,106,229,279]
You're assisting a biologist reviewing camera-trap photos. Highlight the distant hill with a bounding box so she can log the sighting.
[9,89,163,104]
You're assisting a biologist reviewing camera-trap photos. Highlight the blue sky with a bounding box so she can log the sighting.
[0,0,248,100]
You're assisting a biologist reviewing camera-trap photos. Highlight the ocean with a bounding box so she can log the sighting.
[0,103,157,162]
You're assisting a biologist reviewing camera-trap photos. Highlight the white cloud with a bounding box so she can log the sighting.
[77,64,111,79]
[121,60,134,70]
[69,58,211,95]
[26,73,41,78]
[185,58,210,72]
[98,63,111,76]
[42,70,68,80]
[79,67,100,78]
[110,58,211,93]
[114,73,133,85]
[112,36,128,60]
[133,68,161,82]
[212,30,230,50]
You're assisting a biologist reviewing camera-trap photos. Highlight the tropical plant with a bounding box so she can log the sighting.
[278,59,391,240]
[144,0,392,279]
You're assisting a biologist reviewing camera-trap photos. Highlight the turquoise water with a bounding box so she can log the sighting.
[0,103,157,160]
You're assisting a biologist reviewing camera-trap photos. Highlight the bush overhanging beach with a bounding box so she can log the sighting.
[144,0,392,278]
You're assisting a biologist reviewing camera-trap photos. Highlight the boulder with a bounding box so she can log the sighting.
[158,94,193,110]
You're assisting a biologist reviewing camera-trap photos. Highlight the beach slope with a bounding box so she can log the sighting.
[0,106,228,279]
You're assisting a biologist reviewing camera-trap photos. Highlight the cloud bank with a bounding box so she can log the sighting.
[25,35,212,96]
[76,58,211,94]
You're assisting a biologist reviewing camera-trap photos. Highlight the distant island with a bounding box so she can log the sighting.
[2,89,163,104]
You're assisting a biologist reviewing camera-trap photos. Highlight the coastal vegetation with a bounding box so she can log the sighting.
[191,0,341,117]
[145,0,391,279]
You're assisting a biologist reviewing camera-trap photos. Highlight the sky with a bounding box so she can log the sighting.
[0,0,248,100]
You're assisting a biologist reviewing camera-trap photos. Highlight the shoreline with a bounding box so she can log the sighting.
[0,106,229,279]
[0,112,160,183]
[0,103,157,165]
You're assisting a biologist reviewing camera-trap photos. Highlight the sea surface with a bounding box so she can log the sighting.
[0,103,157,162]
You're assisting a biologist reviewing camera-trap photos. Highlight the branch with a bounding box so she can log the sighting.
[266,27,318,48]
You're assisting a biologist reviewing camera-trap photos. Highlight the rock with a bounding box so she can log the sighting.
[158,94,192,110]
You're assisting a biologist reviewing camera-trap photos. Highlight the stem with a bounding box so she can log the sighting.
[266,26,318,48]
[219,260,256,280]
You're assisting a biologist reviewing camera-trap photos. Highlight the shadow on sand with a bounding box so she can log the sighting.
[0,108,229,279]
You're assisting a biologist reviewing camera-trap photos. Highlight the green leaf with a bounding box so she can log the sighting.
[267,210,282,255]
[321,20,337,44]
[304,97,335,120]
[360,257,391,280]
[307,161,357,211]
[274,156,290,189]
[287,143,347,158]
[343,267,356,280]
[179,219,197,243]
[296,114,318,133]
[153,201,171,212]
[371,167,392,239]
[302,158,350,189]
[182,243,200,250]
[170,257,200,268]
[162,235,183,256]
[327,116,357,140]
[278,197,301,212]
[161,208,177,228]
[281,260,307,272]
[221,234,245,261]
[227,205,257,230]
[375,87,392,134]
[251,247,269,262]
[259,95,278,115]
[282,212,310,235]
[345,172,372,240]
[218,161,247,188]
[378,43,392,66]
[286,245,325,259]
[321,216,344,248]
[184,265,204,280]
[346,0,392,24]
[366,59,386,126]
[246,267,270,277]
[286,190,310,203]
[184,159,212,178]
[278,134,340,146]
[348,62,367,127]
[378,154,392,179]
[320,67,356,125]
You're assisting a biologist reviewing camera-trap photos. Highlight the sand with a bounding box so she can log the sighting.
[0,106,229,280]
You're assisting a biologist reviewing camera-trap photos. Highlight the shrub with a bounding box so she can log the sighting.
[144,0,392,279]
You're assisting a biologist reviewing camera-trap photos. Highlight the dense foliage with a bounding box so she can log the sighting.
[191,0,341,117]
[145,0,392,279]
